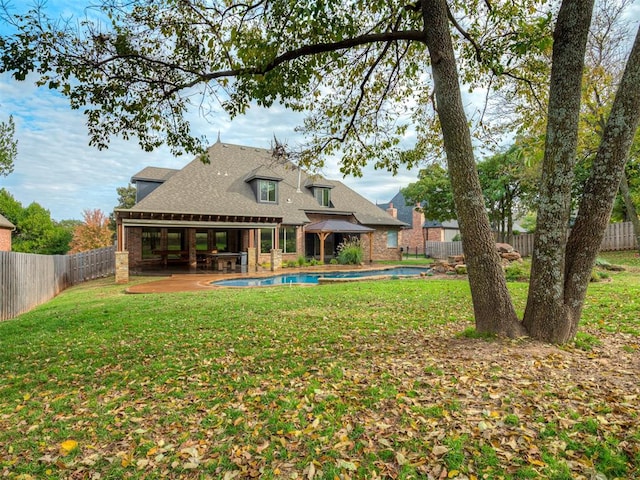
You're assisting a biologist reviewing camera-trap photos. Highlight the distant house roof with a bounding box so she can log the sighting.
[0,213,15,230]
[423,219,459,229]
[378,190,420,226]
[120,142,406,228]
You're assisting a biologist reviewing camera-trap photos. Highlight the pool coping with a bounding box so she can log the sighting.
[125,265,433,293]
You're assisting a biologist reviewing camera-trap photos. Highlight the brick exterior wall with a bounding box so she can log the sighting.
[426,227,444,242]
[400,206,425,250]
[0,228,11,251]
[126,227,143,268]
[361,228,402,261]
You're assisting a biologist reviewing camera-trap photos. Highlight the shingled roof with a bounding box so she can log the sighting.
[0,213,15,230]
[131,166,179,183]
[121,142,406,228]
[377,190,420,226]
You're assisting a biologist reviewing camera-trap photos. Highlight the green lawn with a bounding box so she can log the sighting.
[0,255,638,479]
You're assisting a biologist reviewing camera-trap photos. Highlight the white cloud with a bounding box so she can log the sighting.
[1,73,417,220]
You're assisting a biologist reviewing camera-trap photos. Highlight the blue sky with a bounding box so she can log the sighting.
[0,1,423,220]
[2,70,421,221]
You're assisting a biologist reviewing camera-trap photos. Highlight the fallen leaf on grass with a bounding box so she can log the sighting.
[432,445,449,456]
[60,440,78,454]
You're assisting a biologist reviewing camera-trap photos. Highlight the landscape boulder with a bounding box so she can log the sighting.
[496,243,515,253]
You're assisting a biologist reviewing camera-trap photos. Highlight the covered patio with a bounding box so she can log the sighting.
[304,219,374,263]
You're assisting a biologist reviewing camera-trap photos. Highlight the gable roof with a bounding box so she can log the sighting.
[131,166,179,183]
[0,213,15,230]
[121,142,406,227]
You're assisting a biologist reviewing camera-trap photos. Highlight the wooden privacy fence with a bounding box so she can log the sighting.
[426,222,638,259]
[511,221,637,257]
[0,246,115,321]
[425,240,464,259]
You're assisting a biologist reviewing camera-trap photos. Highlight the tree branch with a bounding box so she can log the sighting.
[182,30,425,90]
[446,4,482,62]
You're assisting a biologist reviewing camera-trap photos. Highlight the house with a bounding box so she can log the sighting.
[114,141,406,279]
[0,213,15,251]
[377,191,425,253]
[423,220,461,242]
[378,190,462,252]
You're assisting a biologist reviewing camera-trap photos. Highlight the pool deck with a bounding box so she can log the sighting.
[125,265,419,294]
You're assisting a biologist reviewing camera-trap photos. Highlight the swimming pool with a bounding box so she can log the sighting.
[211,267,431,287]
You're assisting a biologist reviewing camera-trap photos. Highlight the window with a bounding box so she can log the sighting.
[167,229,184,251]
[279,226,297,254]
[387,230,398,248]
[215,231,228,252]
[196,231,208,251]
[315,187,331,207]
[259,180,277,203]
[141,228,160,259]
[260,228,274,254]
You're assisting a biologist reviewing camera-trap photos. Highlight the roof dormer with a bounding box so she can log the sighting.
[245,167,283,204]
[305,179,334,207]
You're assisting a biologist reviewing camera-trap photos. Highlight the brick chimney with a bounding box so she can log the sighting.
[412,202,424,229]
[386,202,397,218]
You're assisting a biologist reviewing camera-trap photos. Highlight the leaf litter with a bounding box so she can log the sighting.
[0,278,638,479]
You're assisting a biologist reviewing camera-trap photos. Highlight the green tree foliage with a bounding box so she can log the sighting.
[108,183,137,232]
[0,114,17,177]
[477,145,538,242]
[0,188,74,254]
[403,144,538,242]
[402,164,455,222]
[2,0,639,343]
[0,0,554,169]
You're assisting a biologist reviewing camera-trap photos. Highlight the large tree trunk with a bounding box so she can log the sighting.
[563,27,640,339]
[619,172,640,254]
[523,0,594,343]
[421,0,523,337]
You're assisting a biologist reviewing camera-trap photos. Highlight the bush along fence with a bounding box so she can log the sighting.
[426,221,638,259]
[0,246,115,321]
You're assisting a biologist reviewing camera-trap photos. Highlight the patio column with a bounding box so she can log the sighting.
[317,232,330,263]
[187,228,197,270]
[368,232,373,263]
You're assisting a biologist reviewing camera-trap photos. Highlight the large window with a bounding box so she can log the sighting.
[141,228,161,259]
[260,228,274,254]
[259,180,277,203]
[279,226,297,254]
[167,229,184,251]
[315,187,331,207]
[387,230,398,248]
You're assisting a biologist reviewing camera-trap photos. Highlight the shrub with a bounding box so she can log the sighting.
[329,258,339,265]
[590,269,609,282]
[337,237,363,265]
[504,262,528,281]
[297,255,307,267]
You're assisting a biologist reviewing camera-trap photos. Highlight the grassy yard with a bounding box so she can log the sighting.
[0,254,638,479]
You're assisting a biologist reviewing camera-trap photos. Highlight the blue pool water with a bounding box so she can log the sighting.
[211,267,430,287]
